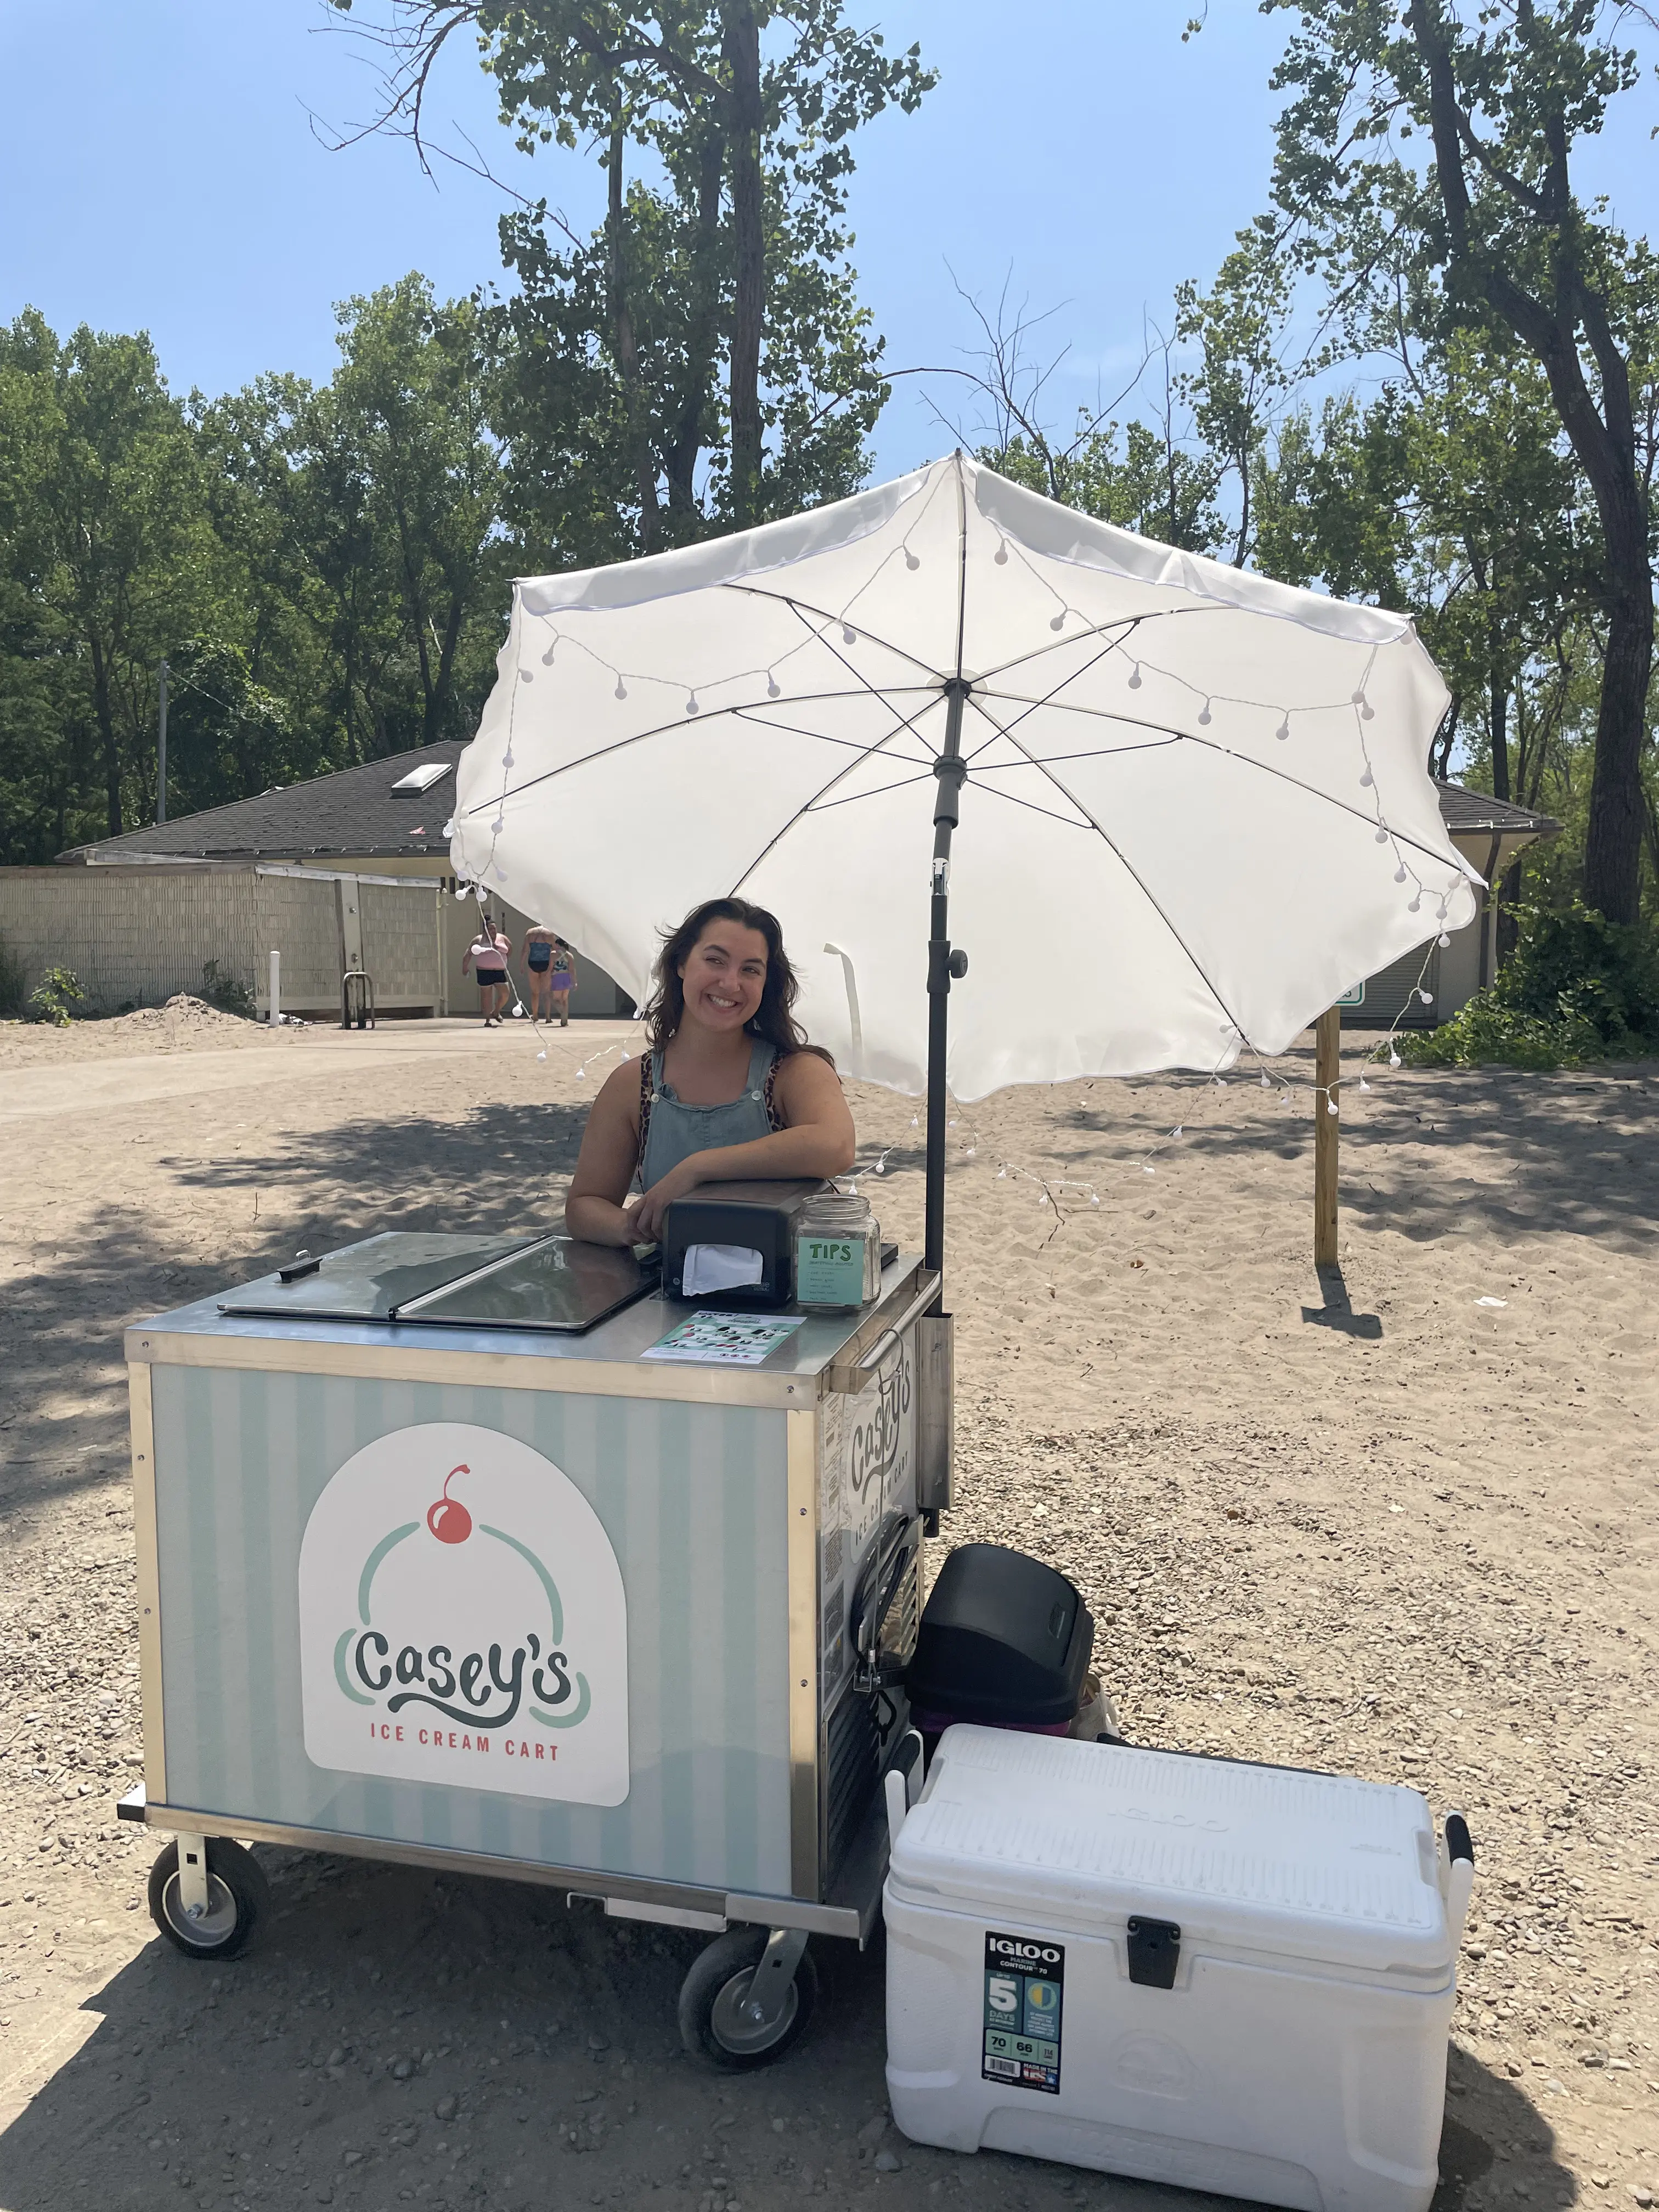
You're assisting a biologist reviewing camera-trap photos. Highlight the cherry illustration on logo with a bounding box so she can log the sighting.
[426,1465,473,1544]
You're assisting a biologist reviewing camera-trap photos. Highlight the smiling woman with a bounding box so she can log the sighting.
[564,898,856,1247]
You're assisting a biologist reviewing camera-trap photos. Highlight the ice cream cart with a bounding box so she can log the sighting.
[117,1228,950,2067]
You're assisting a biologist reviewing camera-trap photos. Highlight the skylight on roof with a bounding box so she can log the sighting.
[390,760,453,794]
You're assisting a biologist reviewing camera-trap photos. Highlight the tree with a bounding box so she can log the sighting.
[1264,0,1659,922]
[327,0,933,545]
[0,311,224,848]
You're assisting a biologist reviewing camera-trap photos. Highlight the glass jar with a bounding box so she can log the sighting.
[794,1190,880,1311]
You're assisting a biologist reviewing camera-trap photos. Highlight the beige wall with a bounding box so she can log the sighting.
[0,864,443,1018]
[0,866,258,1014]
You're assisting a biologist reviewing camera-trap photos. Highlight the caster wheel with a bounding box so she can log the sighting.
[148,1838,269,1960]
[678,1929,819,2072]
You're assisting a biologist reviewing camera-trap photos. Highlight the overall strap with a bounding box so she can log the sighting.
[761,1045,784,1133]
[636,1051,656,1180]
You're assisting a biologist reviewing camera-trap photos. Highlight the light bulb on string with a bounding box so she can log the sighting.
[540,645,556,667]
[994,540,1009,566]
[1049,611,1066,631]
[1359,769,1373,788]
[1374,827,1389,844]
[536,1050,546,1063]
[1358,1075,1370,1091]
[614,678,628,701]
[1276,716,1290,741]
[501,749,514,771]
[766,673,780,698]
[904,548,920,571]
[842,625,857,645]
[685,693,699,716]
[1438,933,1452,949]
[1259,1070,1272,1088]
[1326,1095,1339,1116]
[1389,1049,1402,1068]
[518,669,533,685]
[492,814,506,835]
[1128,664,1142,690]
[1418,989,1434,1006]
[1409,894,1423,912]
[1394,865,1408,884]
[1198,701,1212,726]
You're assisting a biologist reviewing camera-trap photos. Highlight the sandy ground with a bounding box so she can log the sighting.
[0,1001,1654,2212]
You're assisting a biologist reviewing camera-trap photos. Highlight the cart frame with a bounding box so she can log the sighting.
[118,1260,945,1965]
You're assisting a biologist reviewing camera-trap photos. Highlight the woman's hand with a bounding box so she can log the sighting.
[628,1153,710,1243]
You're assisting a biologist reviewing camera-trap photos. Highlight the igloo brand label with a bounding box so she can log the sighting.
[298,1423,629,1806]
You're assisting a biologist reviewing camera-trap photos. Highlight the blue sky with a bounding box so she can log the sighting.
[2,2,1653,481]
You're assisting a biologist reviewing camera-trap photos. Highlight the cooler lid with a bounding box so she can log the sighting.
[888,1727,1453,1978]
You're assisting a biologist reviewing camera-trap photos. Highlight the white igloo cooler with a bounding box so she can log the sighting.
[884,1727,1475,2212]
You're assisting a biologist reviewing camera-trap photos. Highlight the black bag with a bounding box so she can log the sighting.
[906,1543,1094,1730]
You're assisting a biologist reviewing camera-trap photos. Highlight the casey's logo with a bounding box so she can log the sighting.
[334,1464,590,1734]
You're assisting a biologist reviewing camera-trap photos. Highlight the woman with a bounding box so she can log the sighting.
[566,899,855,1246]
[462,912,512,1027]
[521,924,561,1023]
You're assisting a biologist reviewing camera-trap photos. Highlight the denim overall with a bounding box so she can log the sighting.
[639,1037,777,1188]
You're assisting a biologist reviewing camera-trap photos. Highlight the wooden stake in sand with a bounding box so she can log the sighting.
[1314,1005,1340,1265]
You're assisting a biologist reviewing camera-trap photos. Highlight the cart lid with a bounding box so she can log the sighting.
[888,1726,1455,1980]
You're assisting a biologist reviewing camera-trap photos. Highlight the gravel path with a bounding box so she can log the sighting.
[0,1006,1653,2212]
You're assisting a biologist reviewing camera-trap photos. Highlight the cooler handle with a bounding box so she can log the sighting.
[1442,1809,1475,1942]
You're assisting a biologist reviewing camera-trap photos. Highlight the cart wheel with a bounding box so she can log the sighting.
[678,1929,819,2072]
[148,1838,269,1960]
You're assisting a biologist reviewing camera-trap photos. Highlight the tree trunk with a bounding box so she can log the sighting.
[722,1,764,529]
[428,589,466,745]
[1583,584,1654,923]
[606,111,660,556]
[665,126,726,521]
[87,631,124,839]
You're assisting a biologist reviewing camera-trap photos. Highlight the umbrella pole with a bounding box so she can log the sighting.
[925,679,970,1306]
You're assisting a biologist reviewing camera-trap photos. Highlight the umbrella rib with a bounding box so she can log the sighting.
[970,603,1223,689]
[808,770,942,813]
[455,686,936,816]
[971,688,1468,877]
[961,692,1255,1047]
[721,583,949,686]
[724,634,947,895]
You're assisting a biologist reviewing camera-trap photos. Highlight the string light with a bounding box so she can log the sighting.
[685,693,699,715]
[1374,827,1389,844]
[1049,611,1066,631]
[842,624,857,645]
[994,539,1009,565]
[1128,664,1143,689]
[541,645,556,667]
[1276,717,1290,741]
[1359,769,1373,788]
[614,679,628,701]
[767,673,781,697]
[904,549,921,571]
[1198,701,1212,726]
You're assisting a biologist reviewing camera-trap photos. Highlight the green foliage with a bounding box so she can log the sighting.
[25,964,83,1026]
[0,932,24,1016]
[200,959,256,1020]
[1398,904,1659,1067]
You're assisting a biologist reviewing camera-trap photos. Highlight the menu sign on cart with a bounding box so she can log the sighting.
[298,1422,629,1806]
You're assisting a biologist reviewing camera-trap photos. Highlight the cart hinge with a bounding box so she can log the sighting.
[1126,1915,1181,1989]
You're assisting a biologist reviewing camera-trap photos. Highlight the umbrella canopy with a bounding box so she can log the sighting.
[450,453,1477,1101]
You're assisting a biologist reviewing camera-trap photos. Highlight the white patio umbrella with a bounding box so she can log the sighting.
[449,452,1478,1273]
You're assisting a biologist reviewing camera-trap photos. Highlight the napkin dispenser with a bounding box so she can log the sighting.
[661,1179,828,1306]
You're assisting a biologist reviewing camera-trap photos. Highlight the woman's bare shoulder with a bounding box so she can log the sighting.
[772,1047,844,1108]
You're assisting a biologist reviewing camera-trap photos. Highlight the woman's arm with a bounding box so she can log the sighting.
[627,1051,856,1241]
[461,944,474,974]
[565,1060,649,1245]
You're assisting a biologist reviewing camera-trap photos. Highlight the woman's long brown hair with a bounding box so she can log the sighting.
[641,898,833,1065]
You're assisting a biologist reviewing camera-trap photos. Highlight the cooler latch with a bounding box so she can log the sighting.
[1126,1916,1181,1989]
